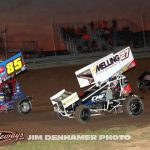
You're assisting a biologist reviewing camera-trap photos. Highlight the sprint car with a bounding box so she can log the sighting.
[50,47,144,123]
[0,53,32,114]
[138,70,150,91]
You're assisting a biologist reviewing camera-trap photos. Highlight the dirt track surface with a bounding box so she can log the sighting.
[0,58,150,139]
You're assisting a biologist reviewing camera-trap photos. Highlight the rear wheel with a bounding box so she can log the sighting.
[75,105,90,124]
[14,99,32,115]
[123,96,144,116]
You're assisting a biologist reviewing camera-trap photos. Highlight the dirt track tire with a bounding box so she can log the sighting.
[75,105,90,124]
[14,99,32,115]
[123,96,144,116]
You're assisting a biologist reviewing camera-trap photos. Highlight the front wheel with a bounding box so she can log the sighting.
[75,105,90,124]
[14,99,32,115]
[123,96,144,116]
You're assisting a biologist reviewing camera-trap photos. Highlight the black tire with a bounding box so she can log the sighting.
[14,99,32,115]
[123,96,144,116]
[75,105,90,124]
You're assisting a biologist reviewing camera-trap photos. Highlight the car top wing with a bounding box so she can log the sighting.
[0,52,26,82]
[75,47,136,88]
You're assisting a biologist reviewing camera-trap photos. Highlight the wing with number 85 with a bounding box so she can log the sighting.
[0,52,26,81]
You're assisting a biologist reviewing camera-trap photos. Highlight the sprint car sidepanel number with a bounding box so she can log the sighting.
[0,53,26,81]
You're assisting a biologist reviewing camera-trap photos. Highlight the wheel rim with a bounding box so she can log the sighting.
[129,100,142,115]
[81,108,90,121]
[19,101,31,113]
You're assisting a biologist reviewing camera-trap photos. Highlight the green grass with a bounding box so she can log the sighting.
[2,140,112,150]
[83,126,136,135]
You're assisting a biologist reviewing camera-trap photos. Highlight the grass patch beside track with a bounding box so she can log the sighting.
[2,125,150,150]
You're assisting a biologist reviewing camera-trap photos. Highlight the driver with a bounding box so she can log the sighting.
[1,82,13,100]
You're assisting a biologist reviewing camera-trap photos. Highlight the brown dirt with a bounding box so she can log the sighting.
[0,58,150,142]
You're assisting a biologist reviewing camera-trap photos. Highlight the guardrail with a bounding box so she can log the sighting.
[25,47,150,69]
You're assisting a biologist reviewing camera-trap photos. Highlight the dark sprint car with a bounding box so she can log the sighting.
[138,71,150,91]
[50,47,144,123]
[0,53,32,114]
